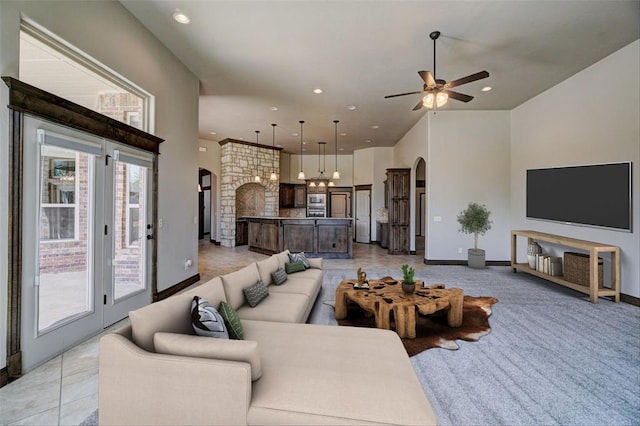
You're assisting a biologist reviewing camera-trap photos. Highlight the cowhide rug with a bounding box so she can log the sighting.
[334,295,498,356]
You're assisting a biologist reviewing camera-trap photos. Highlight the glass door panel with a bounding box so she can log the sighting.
[113,161,147,300]
[37,145,94,332]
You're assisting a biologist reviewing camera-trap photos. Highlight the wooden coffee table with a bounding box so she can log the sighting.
[335,278,463,339]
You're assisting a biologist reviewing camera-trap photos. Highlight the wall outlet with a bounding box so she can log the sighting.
[433,216,442,222]
[458,248,463,254]
[184,259,193,270]
[158,219,164,228]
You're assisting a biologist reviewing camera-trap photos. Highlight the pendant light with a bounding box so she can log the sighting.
[332,120,340,180]
[270,124,278,181]
[254,130,261,183]
[297,121,305,180]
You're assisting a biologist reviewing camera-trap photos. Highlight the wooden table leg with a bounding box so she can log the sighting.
[334,286,348,319]
[393,305,417,339]
[376,302,392,330]
[447,289,463,327]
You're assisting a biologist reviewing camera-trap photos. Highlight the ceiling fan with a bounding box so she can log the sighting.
[385,31,489,111]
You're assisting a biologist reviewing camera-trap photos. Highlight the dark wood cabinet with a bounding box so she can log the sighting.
[235,220,248,246]
[386,168,410,254]
[294,185,306,208]
[279,184,295,208]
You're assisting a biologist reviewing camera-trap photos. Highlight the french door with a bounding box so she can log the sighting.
[21,117,153,371]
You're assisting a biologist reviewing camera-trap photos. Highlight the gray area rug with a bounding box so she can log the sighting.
[84,266,639,425]
[312,267,640,425]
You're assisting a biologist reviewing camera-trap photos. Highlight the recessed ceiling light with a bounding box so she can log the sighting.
[276,144,282,147]
[347,105,357,111]
[238,137,244,140]
[292,132,299,137]
[365,139,372,143]
[199,146,207,152]
[270,106,279,111]
[173,10,191,24]
[339,148,345,151]
[313,88,323,94]
[481,86,492,92]
[339,132,347,136]
[371,125,379,129]
[209,131,217,135]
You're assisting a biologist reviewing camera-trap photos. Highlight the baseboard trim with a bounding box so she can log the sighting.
[210,239,221,246]
[424,259,511,266]
[154,273,200,302]
[621,293,640,307]
[410,250,417,255]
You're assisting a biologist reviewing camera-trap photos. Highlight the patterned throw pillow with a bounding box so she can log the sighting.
[289,252,310,269]
[218,301,244,340]
[271,267,288,285]
[243,280,269,308]
[191,296,229,339]
[285,261,306,274]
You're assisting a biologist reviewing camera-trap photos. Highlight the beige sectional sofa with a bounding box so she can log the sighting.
[99,250,437,425]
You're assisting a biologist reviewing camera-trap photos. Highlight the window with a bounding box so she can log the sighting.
[126,165,143,246]
[40,147,79,241]
[19,22,152,132]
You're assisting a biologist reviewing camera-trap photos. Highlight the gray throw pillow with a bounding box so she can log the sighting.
[271,267,288,285]
[191,296,229,339]
[289,252,310,269]
[243,280,269,307]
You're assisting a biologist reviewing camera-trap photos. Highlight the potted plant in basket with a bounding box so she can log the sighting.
[401,264,416,294]
[457,202,492,268]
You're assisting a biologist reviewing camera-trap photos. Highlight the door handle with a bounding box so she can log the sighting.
[146,234,154,240]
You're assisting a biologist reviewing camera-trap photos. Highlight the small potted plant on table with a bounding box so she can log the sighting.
[457,202,492,268]
[401,264,416,294]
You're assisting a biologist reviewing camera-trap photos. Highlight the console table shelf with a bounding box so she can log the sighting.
[511,230,620,303]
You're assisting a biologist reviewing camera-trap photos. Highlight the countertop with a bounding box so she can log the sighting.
[241,216,353,221]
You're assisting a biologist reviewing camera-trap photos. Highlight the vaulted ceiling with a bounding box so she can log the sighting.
[119,1,639,154]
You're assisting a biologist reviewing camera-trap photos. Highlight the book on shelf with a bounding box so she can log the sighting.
[535,254,563,276]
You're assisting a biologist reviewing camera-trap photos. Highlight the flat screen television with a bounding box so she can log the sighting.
[526,162,632,232]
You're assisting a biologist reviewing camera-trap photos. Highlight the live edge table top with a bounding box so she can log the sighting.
[334,278,464,339]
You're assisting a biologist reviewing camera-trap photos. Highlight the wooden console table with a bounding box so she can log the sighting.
[511,230,620,303]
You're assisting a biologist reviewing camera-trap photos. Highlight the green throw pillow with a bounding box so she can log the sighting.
[218,301,244,340]
[285,261,306,274]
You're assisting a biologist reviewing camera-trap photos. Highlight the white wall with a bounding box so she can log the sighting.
[511,40,640,298]
[0,1,199,369]
[426,111,511,261]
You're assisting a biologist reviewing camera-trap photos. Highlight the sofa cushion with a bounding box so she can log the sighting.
[129,293,194,353]
[307,257,323,270]
[181,277,227,307]
[268,277,320,299]
[274,250,291,269]
[219,301,244,340]
[154,332,262,381]
[236,293,309,323]
[221,263,262,310]
[270,268,287,286]
[243,280,269,308]
[256,255,280,286]
[191,296,229,339]
[288,252,310,268]
[243,321,437,425]
[285,261,306,274]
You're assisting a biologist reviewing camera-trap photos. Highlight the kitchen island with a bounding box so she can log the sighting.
[244,217,353,259]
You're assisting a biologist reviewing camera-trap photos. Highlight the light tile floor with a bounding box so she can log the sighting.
[0,239,425,425]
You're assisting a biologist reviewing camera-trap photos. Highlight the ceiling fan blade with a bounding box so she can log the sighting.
[445,70,489,89]
[412,99,424,111]
[384,90,423,99]
[445,90,474,103]
[418,70,436,87]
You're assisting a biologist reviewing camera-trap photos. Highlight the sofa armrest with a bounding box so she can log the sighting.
[154,332,262,381]
[308,257,323,269]
[99,332,251,425]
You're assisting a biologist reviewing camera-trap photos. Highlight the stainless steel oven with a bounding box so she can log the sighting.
[307,207,326,218]
[307,194,326,207]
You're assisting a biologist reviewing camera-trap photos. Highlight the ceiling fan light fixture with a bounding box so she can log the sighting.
[423,93,435,109]
[436,91,448,107]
